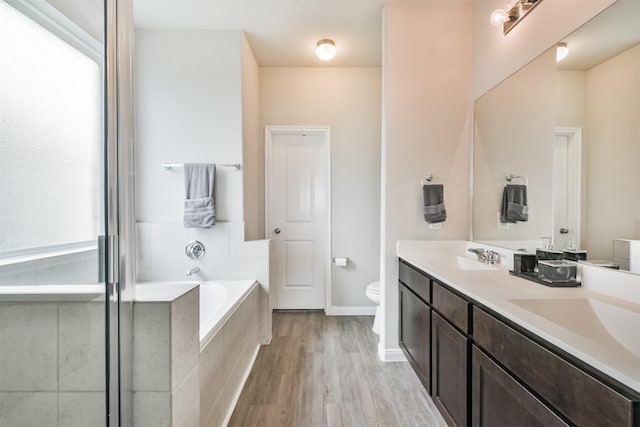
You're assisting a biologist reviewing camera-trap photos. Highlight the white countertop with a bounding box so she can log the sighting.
[397,241,640,393]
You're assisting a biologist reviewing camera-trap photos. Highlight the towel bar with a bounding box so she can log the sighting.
[421,174,434,185]
[162,163,241,171]
[505,174,528,185]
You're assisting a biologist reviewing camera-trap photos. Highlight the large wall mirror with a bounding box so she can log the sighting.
[473,0,640,274]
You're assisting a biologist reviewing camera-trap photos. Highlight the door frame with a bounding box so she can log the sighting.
[553,127,582,248]
[265,125,332,311]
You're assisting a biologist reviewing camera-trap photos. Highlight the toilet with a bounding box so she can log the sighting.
[366,281,381,334]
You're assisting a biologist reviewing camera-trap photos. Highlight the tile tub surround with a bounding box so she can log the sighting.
[136,221,272,344]
[0,300,106,427]
[133,281,260,427]
[396,240,640,393]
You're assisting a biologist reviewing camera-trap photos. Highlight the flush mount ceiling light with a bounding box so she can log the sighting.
[315,39,336,61]
[556,42,569,62]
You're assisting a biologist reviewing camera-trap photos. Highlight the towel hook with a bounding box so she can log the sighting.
[506,174,528,186]
[421,174,434,186]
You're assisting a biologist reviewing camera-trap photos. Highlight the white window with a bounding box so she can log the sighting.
[0,1,103,259]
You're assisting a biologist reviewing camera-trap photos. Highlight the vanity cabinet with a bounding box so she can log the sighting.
[399,282,431,390]
[432,312,468,427]
[471,346,568,427]
[398,261,432,391]
[398,258,640,427]
[473,307,637,427]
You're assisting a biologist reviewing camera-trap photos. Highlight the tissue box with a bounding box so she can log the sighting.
[538,260,577,282]
[513,253,537,273]
[562,250,587,261]
[536,249,564,261]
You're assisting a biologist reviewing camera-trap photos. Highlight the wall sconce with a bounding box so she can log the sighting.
[315,39,336,61]
[556,42,569,62]
[490,0,543,35]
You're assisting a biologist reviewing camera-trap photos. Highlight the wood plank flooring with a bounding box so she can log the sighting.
[228,312,446,427]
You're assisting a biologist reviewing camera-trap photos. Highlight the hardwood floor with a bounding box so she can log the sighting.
[228,312,446,427]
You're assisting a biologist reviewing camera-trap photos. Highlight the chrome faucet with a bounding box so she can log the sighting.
[186,266,200,276]
[467,248,500,265]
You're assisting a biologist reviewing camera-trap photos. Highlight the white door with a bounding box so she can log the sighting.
[553,128,582,249]
[266,126,330,309]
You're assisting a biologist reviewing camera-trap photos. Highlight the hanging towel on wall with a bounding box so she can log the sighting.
[423,184,447,224]
[500,184,528,223]
[184,163,216,228]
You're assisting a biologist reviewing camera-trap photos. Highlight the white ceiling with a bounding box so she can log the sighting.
[558,0,640,71]
[133,0,385,67]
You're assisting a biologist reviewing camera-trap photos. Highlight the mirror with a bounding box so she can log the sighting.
[473,0,640,274]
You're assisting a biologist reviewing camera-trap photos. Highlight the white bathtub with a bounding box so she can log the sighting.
[133,279,260,426]
[199,280,257,350]
[135,280,257,349]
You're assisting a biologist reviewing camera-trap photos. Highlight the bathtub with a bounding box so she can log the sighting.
[135,279,257,349]
[198,280,257,350]
[134,279,261,426]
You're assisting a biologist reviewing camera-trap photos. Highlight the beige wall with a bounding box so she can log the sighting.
[473,49,556,241]
[381,0,472,356]
[241,34,262,241]
[584,44,640,258]
[260,67,382,308]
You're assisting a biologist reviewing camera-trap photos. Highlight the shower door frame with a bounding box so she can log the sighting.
[105,0,135,425]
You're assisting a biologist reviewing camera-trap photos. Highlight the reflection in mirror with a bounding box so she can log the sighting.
[473,0,640,274]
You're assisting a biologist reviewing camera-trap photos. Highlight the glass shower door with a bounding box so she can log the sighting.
[0,0,124,425]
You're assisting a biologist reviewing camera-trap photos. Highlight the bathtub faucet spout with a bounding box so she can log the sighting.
[186,266,200,276]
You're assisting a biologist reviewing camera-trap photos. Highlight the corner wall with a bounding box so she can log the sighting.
[381,1,473,358]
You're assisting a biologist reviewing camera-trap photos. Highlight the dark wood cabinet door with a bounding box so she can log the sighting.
[399,283,431,391]
[432,312,467,427]
[471,346,569,427]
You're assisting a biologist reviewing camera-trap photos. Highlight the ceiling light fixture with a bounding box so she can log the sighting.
[556,42,569,62]
[315,39,336,61]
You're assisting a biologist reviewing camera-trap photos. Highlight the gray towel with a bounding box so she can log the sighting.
[500,184,528,223]
[184,163,216,228]
[423,184,447,224]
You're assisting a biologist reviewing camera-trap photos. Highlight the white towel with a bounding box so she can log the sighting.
[183,163,216,228]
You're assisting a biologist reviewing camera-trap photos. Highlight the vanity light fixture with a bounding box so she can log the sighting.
[315,39,336,61]
[491,0,543,35]
[490,8,509,26]
[556,42,569,62]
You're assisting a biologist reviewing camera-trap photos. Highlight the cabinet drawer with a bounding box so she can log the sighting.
[433,281,469,333]
[399,260,431,303]
[473,307,636,427]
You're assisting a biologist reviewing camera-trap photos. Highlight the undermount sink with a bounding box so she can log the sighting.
[455,256,499,271]
[509,297,640,358]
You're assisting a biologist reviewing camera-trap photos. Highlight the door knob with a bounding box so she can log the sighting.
[274,228,281,234]
[559,228,569,234]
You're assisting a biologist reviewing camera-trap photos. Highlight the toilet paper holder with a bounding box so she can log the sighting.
[332,257,350,267]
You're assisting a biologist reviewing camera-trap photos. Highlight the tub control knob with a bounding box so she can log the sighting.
[185,240,205,260]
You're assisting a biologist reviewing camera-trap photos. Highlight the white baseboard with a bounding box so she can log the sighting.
[378,342,407,362]
[325,305,377,316]
[222,343,261,427]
